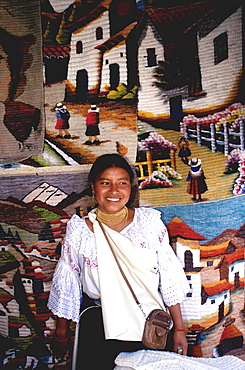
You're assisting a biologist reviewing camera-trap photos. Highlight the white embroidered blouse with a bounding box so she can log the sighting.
[48,207,189,323]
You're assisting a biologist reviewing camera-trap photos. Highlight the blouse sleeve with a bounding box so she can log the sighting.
[152,212,190,307]
[47,215,84,323]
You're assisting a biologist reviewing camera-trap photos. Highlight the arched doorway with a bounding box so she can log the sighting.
[109,63,120,90]
[170,95,183,131]
[76,69,88,103]
[218,301,224,322]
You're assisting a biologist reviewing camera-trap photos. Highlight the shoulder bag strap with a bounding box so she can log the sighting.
[97,220,140,306]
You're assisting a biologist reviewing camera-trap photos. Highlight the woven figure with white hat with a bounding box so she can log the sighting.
[186,158,208,202]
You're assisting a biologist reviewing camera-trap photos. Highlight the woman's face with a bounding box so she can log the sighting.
[0,45,11,102]
[92,166,131,214]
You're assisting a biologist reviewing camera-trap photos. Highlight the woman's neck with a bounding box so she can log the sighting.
[85,207,135,233]
[106,208,135,232]
[96,206,127,228]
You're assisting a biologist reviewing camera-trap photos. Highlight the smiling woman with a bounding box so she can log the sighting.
[48,154,189,369]
[88,155,134,231]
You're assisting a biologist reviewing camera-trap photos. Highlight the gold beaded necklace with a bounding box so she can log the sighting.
[96,206,128,227]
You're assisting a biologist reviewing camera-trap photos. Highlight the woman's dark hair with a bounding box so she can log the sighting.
[88,154,134,184]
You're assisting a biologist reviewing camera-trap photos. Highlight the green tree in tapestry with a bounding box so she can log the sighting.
[152,59,189,91]
[152,53,205,99]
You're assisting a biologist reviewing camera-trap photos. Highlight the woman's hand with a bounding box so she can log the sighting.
[168,303,188,355]
[51,317,71,359]
[173,330,188,355]
[51,334,72,359]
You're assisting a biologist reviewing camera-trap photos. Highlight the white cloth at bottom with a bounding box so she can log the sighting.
[114,350,245,370]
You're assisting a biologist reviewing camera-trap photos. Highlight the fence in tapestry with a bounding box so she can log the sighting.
[182,103,245,156]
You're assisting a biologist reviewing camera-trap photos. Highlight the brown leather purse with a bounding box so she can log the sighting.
[142,309,171,349]
[98,221,172,350]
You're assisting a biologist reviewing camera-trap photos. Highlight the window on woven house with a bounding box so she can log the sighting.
[214,32,228,64]
[96,27,103,40]
[146,48,157,67]
[76,41,83,54]
[184,250,194,271]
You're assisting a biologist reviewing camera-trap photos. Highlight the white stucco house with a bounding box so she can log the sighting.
[167,217,236,327]
[137,16,165,115]
[201,280,232,322]
[66,0,112,101]
[95,22,137,94]
[175,239,207,323]
[193,5,243,112]
[137,2,244,126]
[66,0,138,101]
[0,302,9,337]
[216,247,245,289]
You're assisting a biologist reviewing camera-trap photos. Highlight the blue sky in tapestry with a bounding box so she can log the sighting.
[158,195,245,242]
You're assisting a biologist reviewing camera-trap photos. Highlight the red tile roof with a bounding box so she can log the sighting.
[216,248,245,268]
[95,22,137,52]
[96,34,125,52]
[220,324,243,341]
[202,279,232,296]
[43,44,71,58]
[167,217,206,240]
[200,241,231,258]
[145,0,224,39]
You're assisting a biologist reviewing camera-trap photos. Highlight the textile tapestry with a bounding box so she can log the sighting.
[0,0,45,165]
[0,0,244,368]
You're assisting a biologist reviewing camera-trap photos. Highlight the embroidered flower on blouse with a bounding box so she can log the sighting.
[140,241,147,249]
[82,255,98,268]
[158,228,167,243]
[63,242,80,272]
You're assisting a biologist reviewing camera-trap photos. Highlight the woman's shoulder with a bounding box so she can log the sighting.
[65,214,90,237]
[64,214,94,252]
[134,207,161,224]
[67,213,85,224]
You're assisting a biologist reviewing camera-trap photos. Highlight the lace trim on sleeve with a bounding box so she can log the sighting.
[48,258,82,322]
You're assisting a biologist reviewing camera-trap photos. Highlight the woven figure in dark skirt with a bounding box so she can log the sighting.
[84,104,100,145]
[55,102,71,139]
[178,136,191,164]
[186,158,208,202]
